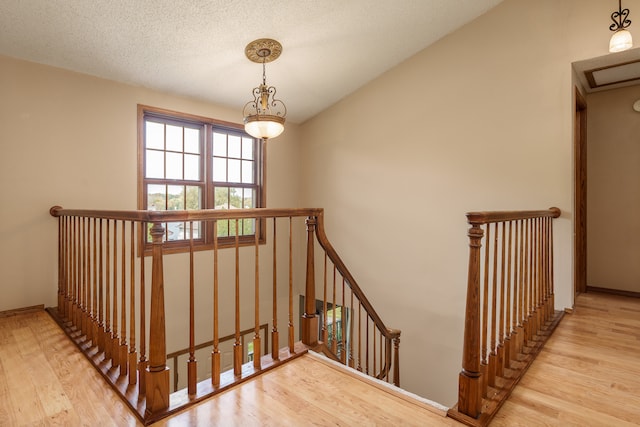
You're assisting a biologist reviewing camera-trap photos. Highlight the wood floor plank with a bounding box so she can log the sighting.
[493,292,640,426]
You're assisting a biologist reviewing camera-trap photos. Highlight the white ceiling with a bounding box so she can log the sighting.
[0,0,504,123]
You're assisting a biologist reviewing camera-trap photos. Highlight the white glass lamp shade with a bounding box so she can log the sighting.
[610,29,633,52]
[244,115,285,140]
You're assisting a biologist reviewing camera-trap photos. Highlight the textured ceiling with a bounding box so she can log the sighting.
[0,0,504,123]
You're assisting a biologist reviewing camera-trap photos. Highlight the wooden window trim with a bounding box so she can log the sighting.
[137,104,266,254]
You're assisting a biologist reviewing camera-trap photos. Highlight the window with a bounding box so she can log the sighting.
[138,105,265,251]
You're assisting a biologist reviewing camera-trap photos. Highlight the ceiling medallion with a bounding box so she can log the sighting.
[245,38,282,64]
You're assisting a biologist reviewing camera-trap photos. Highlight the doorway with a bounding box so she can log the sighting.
[574,88,587,296]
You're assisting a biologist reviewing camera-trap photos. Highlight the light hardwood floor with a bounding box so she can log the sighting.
[492,292,640,426]
[2,292,639,426]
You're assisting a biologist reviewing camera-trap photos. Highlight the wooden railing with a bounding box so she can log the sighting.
[166,324,268,392]
[49,206,400,424]
[448,208,564,427]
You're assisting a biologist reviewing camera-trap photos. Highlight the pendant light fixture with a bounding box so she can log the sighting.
[609,0,633,53]
[243,39,287,140]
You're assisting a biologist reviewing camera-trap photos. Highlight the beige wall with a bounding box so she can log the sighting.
[1,0,635,409]
[587,85,640,293]
[0,54,302,313]
[299,0,624,405]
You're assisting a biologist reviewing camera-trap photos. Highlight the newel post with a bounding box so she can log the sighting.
[458,223,484,418]
[145,222,170,418]
[302,216,318,346]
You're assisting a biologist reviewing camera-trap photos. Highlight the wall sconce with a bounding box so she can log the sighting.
[610,0,633,52]
[243,39,287,140]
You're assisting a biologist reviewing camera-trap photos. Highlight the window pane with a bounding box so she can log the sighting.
[242,137,254,160]
[228,159,241,183]
[228,135,241,158]
[166,125,183,152]
[213,132,227,156]
[217,219,229,237]
[185,154,200,181]
[186,221,201,239]
[242,187,255,208]
[146,122,164,149]
[184,128,200,154]
[168,185,184,210]
[215,187,229,209]
[166,221,184,241]
[242,218,255,235]
[213,157,227,182]
[229,188,242,209]
[185,186,201,210]
[147,184,166,210]
[241,160,254,184]
[166,152,183,179]
[146,150,165,178]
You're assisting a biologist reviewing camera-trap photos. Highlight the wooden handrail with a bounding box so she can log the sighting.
[466,207,561,225]
[449,207,564,427]
[50,206,323,222]
[314,213,400,341]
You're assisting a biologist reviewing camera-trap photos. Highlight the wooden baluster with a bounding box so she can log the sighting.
[545,217,553,320]
[373,320,377,378]
[138,221,147,395]
[348,288,354,369]
[112,221,120,368]
[211,220,221,387]
[528,218,535,341]
[86,218,93,343]
[59,216,65,318]
[504,221,513,367]
[188,221,197,394]
[542,217,550,321]
[488,223,499,387]
[92,219,99,346]
[384,337,391,382]
[457,222,483,418]
[481,223,490,397]
[288,217,295,354]
[61,217,67,319]
[104,220,112,361]
[120,221,128,376]
[357,300,362,371]
[98,219,104,352]
[341,277,346,364]
[511,220,519,357]
[497,222,506,377]
[57,217,63,315]
[522,219,530,346]
[331,266,337,354]
[80,217,86,335]
[549,216,555,315]
[302,216,318,346]
[535,218,542,331]
[531,218,538,336]
[322,253,328,344]
[129,222,137,385]
[253,220,261,370]
[365,315,370,375]
[518,219,526,352]
[145,221,170,416]
[392,335,400,387]
[84,217,90,337]
[233,219,242,377]
[74,217,80,328]
[271,219,279,360]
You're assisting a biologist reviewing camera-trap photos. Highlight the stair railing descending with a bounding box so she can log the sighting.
[310,217,401,385]
[448,207,564,427]
[49,206,400,425]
